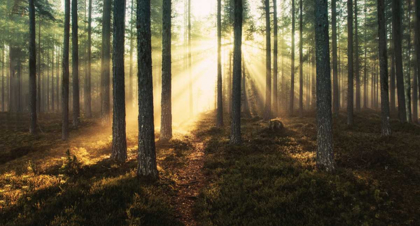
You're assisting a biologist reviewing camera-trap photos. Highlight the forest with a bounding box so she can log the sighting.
[0,0,420,225]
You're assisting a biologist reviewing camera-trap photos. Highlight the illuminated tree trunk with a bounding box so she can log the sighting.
[56,47,60,112]
[217,0,223,127]
[273,0,278,117]
[347,0,354,126]
[188,0,193,117]
[111,0,127,162]
[101,0,111,124]
[231,0,243,145]
[377,0,392,136]
[85,0,92,118]
[332,0,339,115]
[137,0,158,180]
[393,0,407,122]
[315,0,334,172]
[1,44,4,112]
[290,0,295,116]
[299,0,303,117]
[29,0,37,134]
[62,0,70,140]
[52,44,55,112]
[129,0,134,108]
[72,0,80,126]
[160,0,173,141]
[242,56,251,117]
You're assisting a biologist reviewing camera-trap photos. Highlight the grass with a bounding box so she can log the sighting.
[195,110,420,226]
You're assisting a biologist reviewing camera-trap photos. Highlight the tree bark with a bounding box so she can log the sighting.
[347,0,354,126]
[85,0,92,118]
[216,0,223,127]
[377,0,392,136]
[415,0,420,122]
[315,0,334,172]
[62,0,70,140]
[230,0,243,145]
[160,0,173,141]
[290,0,295,116]
[299,0,303,117]
[29,0,37,134]
[332,0,339,115]
[137,0,158,180]
[111,0,127,162]
[273,0,278,117]
[72,0,80,126]
[393,0,407,122]
[355,0,361,111]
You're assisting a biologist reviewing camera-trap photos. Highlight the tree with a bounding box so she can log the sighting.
[230,0,243,145]
[137,0,158,180]
[160,0,172,141]
[377,0,391,136]
[332,0,339,115]
[273,0,278,117]
[62,0,70,140]
[72,0,80,127]
[347,0,354,126]
[264,0,271,120]
[85,0,92,118]
[216,0,223,127]
[290,0,295,116]
[315,0,334,172]
[111,0,127,162]
[299,0,303,117]
[101,0,111,124]
[355,0,361,111]
[416,0,420,122]
[393,0,407,122]
[29,0,37,134]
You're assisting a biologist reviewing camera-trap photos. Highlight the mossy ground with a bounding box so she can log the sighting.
[1,110,419,225]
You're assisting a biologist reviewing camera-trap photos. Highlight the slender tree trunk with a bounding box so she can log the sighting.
[62,0,70,140]
[298,0,303,117]
[137,0,158,180]
[111,0,127,162]
[355,0,361,111]
[85,0,92,118]
[415,0,420,122]
[52,44,55,112]
[315,0,334,172]
[129,0,134,108]
[332,0,339,115]
[72,0,80,126]
[264,0,271,120]
[377,0,392,135]
[347,0,354,126]
[390,37,396,112]
[1,44,4,112]
[101,0,111,124]
[231,0,243,145]
[188,0,193,117]
[160,0,172,141]
[216,0,223,127]
[242,57,251,117]
[364,1,368,109]
[46,48,49,112]
[405,0,412,122]
[37,20,41,114]
[393,0,407,122]
[29,0,37,134]
[57,47,60,112]
[273,0,278,117]
[290,0,295,116]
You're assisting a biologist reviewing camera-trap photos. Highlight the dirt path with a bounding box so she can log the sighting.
[173,140,206,226]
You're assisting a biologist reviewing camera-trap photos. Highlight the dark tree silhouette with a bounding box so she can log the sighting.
[347,0,354,126]
[29,0,37,134]
[72,0,80,127]
[62,0,70,140]
[216,0,223,127]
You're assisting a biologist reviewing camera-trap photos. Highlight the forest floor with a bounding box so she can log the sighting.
[0,110,420,225]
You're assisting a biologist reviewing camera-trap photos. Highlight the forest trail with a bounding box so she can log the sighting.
[172,140,205,226]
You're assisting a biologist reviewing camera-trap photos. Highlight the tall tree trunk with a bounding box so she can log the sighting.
[1,44,4,112]
[129,0,134,108]
[188,0,193,117]
[315,0,334,172]
[273,0,278,117]
[101,0,111,124]
[405,0,412,122]
[57,47,60,112]
[363,1,368,109]
[62,0,70,140]
[242,57,251,117]
[137,0,158,180]
[390,37,396,112]
[29,0,37,134]
[332,0,339,115]
[216,0,223,127]
[72,0,80,126]
[231,0,243,145]
[85,0,92,118]
[52,45,55,112]
[298,0,303,117]
[160,0,172,141]
[355,0,361,111]
[37,20,41,114]
[415,0,420,122]
[378,0,392,135]
[290,0,295,116]
[393,0,407,122]
[347,0,354,126]
[264,0,271,120]
[111,0,127,162]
